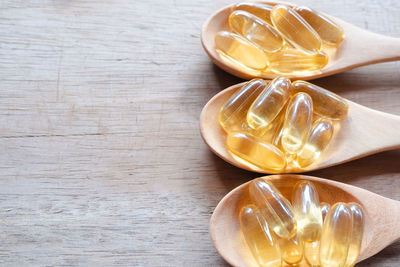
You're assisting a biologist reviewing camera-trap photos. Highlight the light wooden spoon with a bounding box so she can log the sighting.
[210,174,400,267]
[201,1,400,80]
[200,82,400,173]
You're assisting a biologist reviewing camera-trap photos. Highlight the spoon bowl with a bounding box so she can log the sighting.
[200,82,400,173]
[201,1,400,80]
[210,174,400,266]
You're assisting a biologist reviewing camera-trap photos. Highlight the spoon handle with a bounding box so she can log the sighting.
[338,22,400,69]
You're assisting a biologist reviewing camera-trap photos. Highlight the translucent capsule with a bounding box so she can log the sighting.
[320,203,352,267]
[219,79,266,132]
[239,205,282,267]
[345,203,365,267]
[226,132,286,171]
[320,202,331,221]
[278,233,304,265]
[271,5,322,54]
[229,10,283,53]
[232,2,274,24]
[304,241,320,267]
[281,93,313,154]
[291,81,349,120]
[297,118,334,167]
[249,178,296,238]
[295,6,345,46]
[215,31,268,70]
[268,49,328,74]
[292,181,323,242]
[247,77,291,130]
[259,105,286,145]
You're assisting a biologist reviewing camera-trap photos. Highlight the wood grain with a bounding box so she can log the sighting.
[0,0,399,266]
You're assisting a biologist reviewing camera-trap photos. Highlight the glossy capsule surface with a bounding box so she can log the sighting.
[247,77,291,130]
[297,118,334,167]
[268,49,328,74]
[295,6,345,45]
[229,10,284,53]
[239,204,281,267]
[304,241,320,267]
[320,202,331,221]
[271,5,321,54]
[226,132,286,171]
[279,233,304,265]
[320,203,352,267]
[281,93,313,154]
[249,178,296,238]
[232,2,274,24]
[292,81,349,120]
[219,79,266,132]
[346,203,365,267]
[215,31,268,70]
[292,181,323,242]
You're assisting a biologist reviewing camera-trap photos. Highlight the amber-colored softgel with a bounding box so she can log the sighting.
[219,78,348,172]
[214,2,344,76]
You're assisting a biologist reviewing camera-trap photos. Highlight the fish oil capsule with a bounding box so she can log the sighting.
[219,79,267,132]
[291,81,349,120]
[295,6,344,45]
[304,241,320,267]
[345,203,365,267]
[268,49,328,74]
[292,181,323,242]
[215,31,268,70]
[232,2,274,24]
[320,202,352,267]
[297,118,334,167]
[271,5,322,54]
[304,202,331,267]
[320,202,331,221]
[281,93,313,154]
[239,204,282,267]
[279,233,304,265]
[229,11,284,53]
[259,105,286,145]
[249,178,296,238]
[226,132,286,171]
[247,77,291,130]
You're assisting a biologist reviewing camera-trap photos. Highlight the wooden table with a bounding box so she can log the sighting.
[0,0,399,266]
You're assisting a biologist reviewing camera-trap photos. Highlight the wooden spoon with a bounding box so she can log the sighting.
[200,82,400,173]
[210,174,400,266]
[201,1,400,80]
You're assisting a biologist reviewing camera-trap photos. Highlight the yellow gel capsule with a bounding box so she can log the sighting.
[291,81,349,120]
[281,93,313,154]
[219,79,267,132]
[259,106,286,145]
[345,203,365,267]
[247,77,291,130]
[271,5,322,54]
[304,241,320,267]
[268,49,328,74]
[320,202,331,221]
[249,178,296,238]
[215,31,268,70]
[229,10,283,53]
[297,118,334,167]
[304,202,331,267]
[239,204,282,267]
[232,2,274,24]
[320,202,352,267]
[227,132,286,171]
[295,6,345,45]
[292,181,323,242]
[279,233,304,265]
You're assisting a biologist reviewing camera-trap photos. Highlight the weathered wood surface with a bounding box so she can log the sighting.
[0,0,399,266]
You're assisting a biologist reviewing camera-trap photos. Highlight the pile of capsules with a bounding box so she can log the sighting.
[215,2,344,74]
[240,178,364,267]
[219,77,348,171]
